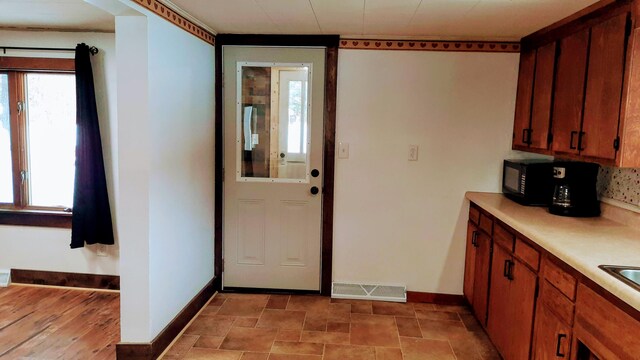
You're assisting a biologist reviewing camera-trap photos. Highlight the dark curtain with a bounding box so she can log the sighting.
[70,43,114,249]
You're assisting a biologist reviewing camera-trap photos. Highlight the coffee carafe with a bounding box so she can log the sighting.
[549,161,600,217]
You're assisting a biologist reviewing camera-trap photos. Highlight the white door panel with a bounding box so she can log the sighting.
[223,46,325,291]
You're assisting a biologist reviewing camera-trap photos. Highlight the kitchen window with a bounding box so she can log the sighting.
[0,57,76,227]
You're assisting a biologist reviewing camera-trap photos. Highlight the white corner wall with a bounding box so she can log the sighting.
[114,4,215,342]
[0,30,119,275]
[333,49,533,295]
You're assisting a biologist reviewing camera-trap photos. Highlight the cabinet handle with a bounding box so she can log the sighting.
[578,131,586,151]
[522,129,532,145]
[556,333,567,357]
[503,259,510,278]
[471,231,478,247]
[569,131,578,150]
[507,260,514,281]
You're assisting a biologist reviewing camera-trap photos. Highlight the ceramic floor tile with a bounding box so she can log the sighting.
[400,337,456,360]
[271,341,324,355]
[351,303,373,314]
[302,317,326,332]
[275,329,302,342]
[234,317,259,328]
[323,344,376,360]
[183,347,243,360]
[350,313,396,326]
[372,302,415,317]
[257,310,306,330]
[218,298,268,317]
[194,335,225,349]
[433,304,472,314]
[210,297,227,306]
[266,295,290,310]
[412,303,436,311]
[165,334,199,357]
[449,333,484,360]
[417,319,468,341]
[185,316,234,337]
[350,322,400,347]
[240,353,269,360]
[395,317,422,338]
[459,313,483,333]
[326,321,349,333]
[220,327,278,352]
[375,347,403,360]
[202,305,221,316]
[300,331,350,345]
[415,309,461,322]
[267,354,322,360]
[287,296,331,312]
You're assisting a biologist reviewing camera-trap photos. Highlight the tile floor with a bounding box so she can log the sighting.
[161,293,500,360]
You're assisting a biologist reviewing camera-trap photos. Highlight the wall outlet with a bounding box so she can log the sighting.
[338,142,349,159]
[409,145,419,161]
[97,244,108,257]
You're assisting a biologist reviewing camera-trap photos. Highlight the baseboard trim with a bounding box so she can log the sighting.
[10,269,119,290]
[116,276,216,360]
[406,291,465,305]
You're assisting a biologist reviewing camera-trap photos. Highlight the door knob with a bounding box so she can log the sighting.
[280,152,285,158]
[310,186,319,195]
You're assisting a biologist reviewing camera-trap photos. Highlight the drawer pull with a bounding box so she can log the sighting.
[471,231,479,247]
[556,333,566,357]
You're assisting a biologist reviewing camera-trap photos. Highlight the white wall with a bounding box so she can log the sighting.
[0,30,119,275]
[333,49,534,294]
[113,3,215,342]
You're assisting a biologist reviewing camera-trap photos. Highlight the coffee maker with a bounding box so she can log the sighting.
[549,161,600,217]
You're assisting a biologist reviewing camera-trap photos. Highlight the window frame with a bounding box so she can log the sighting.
[0,57,75,228]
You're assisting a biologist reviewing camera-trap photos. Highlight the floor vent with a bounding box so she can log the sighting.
[331,282,406,303]
[0,269,10,287]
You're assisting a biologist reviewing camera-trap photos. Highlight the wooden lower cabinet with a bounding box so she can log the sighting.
[463,221,478,305]
[487,244,537,360]
[471,230,491,326]
[532,302,572,359]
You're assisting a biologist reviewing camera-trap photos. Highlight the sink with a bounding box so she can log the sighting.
[600,265,640,291]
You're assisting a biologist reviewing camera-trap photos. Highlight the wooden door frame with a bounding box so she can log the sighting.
[214,35,339,295]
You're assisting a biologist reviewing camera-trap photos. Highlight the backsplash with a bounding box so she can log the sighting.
[598,167,640,207]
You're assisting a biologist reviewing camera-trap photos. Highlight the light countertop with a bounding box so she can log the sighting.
[465,191,640,311]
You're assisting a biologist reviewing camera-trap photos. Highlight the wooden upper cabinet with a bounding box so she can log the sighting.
[513,49,536,148]
[581,12,629,160]
[552,29,589,155]
[530,41,557,150]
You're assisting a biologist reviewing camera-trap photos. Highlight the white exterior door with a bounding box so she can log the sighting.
[223,46,325,291]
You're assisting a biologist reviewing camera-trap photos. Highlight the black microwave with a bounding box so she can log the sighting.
[503,159,554,206]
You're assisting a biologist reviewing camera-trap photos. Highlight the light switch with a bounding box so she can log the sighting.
[409,145,419,161]
[338,142,349,159]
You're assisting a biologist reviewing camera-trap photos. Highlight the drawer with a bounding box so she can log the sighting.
[542,257,577,301]
[515,238,540,271]
[469,206,480,225]
[478,212,493,236]
[540,280,575,325]
[493,222,515,252]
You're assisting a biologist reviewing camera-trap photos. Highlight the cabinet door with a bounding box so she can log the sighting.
[530,41,557,150]
[508,257,538,360]
[581,12,629,160]
[487,244,512,357]
[533,304,572,360]
[472,231,491,327]
[513,49,536,148]
[463,221,478,305]
[552,29,589,155]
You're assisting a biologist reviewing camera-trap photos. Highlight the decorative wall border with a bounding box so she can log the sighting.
[131,0,215,45]
[339,39,520,53]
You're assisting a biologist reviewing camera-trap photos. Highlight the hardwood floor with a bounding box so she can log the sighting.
[0,284,120,359]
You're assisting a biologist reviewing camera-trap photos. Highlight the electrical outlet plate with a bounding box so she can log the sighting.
[409,145,419,161]
[338,142,349,159]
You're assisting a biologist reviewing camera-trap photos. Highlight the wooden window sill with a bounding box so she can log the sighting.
[0,209,72,228]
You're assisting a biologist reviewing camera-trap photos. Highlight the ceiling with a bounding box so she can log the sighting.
[0,0,115,32]
[0,0,600,41]
[170,0,601,41]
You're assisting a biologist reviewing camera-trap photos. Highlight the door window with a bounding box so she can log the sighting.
[236,62,311,183]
